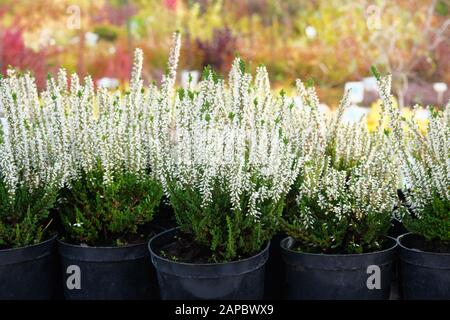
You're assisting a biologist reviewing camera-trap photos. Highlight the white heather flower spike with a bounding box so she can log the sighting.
[287,78,400,246]
[400,102,450,220]
[130,48,144,91]
[0,72,67,195]
[160,49,300,220]
[0,37,170,196]
[162,31,181,104]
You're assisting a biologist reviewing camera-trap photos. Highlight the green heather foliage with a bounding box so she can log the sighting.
[0,180,56,248]
[404,196,450,243]
[59,169,162,246]
[168,179,285,262]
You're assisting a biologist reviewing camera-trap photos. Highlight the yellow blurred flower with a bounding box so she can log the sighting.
[367,99,428,134]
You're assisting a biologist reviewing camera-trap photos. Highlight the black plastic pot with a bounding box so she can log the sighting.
[58,239,159,300]
[398,233,450,299]
[149,228,270,300]
[0,234,58,300]
[280,236,397,299]
[264,232,286,299]
[388,216,408,298]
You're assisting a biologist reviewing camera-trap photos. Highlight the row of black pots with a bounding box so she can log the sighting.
[1,229,449,300]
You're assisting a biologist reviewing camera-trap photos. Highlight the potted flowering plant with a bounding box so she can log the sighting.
[0,72,64,299]
[148,34,299,299]
[281,75,400,299]
[398,101,450,299]
[54,49,163,299]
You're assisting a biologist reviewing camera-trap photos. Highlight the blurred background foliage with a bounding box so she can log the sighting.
[0,0,449,108]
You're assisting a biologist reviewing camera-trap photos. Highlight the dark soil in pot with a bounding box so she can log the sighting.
[280,236,397,300]
[0,234,58,300]
[398,233,450,299]
[158,233,223,264]
[148,227,269,300]
[58,228,161,300]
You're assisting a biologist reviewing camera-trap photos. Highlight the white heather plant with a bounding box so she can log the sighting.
[400,101,450,245]
[161,47,300,262]
[283,77,400,254]
[53,48,164,246]
[0,71,65,248]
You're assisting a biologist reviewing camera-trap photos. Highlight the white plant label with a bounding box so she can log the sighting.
[344,81,364,104]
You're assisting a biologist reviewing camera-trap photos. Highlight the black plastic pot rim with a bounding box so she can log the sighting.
[280,236,397,271]
[398,232,450,257]
[57,238,150,262]
[148,227,270,268]
[398,232,450,270]
[280,235,397,258]
[0,233,57,266]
